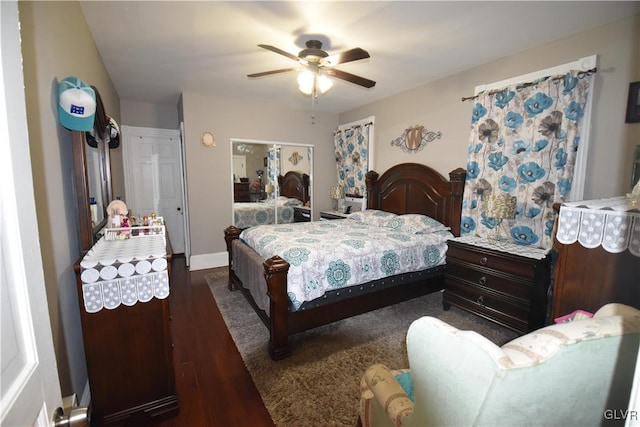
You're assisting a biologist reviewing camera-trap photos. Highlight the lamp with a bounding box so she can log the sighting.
[330,185,345,212]
[265,183,274,200]
[485,194,517,241]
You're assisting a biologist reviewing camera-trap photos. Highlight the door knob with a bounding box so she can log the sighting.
[53,406,88,427]
[177,207,181,211]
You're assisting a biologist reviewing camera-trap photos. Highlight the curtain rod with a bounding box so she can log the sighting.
[334,121,374,133]
[461,67,597,102]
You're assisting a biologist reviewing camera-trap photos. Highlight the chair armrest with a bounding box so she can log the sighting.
[593,303,640,319]
[361,364,413,427]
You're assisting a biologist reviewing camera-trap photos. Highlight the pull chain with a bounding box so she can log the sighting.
[310,78,317,125]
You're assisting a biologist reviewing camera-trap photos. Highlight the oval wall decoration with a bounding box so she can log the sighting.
[289,151,303,165]
[391,125,442,153]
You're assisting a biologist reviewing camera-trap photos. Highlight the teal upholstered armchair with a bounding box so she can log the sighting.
[359,303,640,427]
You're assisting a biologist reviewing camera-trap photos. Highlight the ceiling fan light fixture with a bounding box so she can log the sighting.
[297,70,315,95]
[297,69,333,96]
[317,74,333,93]
[249,40,375,97]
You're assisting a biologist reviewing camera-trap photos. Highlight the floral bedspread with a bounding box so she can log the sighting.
[234,197,302,229]
[239,219,452,310]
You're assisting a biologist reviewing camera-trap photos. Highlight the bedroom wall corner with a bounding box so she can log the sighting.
[180,91,339,260]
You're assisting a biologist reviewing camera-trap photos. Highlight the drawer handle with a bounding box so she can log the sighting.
[480,256,488,265]
[478,276,486,286]
[477,295,484,305]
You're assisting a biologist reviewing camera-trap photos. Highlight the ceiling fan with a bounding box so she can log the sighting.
[247,40,376,94]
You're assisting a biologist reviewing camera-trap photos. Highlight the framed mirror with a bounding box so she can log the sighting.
[230,138,313,228]
[86,142,105,224]
[72,130,112,252]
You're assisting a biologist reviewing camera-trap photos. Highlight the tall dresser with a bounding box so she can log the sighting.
[74,234,178,425]
[551,196,640,318]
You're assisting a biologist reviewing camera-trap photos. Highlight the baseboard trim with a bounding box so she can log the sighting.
[189,252,228,270]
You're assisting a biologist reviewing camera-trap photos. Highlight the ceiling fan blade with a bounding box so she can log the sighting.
[326,68,376,88]
[257,44,301,63]
[247,68,297,78]
[323,48,370,67]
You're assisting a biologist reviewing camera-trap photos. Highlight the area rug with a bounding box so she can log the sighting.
[205,269,517,427]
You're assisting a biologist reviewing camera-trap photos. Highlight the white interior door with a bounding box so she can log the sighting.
[232,155,246,180]
[1,1,64,425]
[122,126,186,254]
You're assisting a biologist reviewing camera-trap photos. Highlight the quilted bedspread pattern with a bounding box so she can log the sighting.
[240,220,452,309]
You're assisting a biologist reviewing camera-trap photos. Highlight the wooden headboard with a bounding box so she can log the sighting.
[278,171,311,205]
[365,163,466,236]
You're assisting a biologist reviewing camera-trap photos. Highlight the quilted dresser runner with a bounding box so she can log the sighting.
[79,235,169,313]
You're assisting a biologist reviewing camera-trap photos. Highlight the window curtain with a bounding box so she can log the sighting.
[268,146,280,196]
[334,121,373,197]
[460,70,593,249]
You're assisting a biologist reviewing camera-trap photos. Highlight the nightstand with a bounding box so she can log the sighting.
[320,211,349,220]
[443,237,551,334]
[293,206,311,222]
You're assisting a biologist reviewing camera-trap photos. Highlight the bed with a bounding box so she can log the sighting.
[224,163,466,359]
[233,171,310,229]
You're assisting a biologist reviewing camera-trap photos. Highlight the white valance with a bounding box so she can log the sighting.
[80,235,169,312]
[556,196,640,256]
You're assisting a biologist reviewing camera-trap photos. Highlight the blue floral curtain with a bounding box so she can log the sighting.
[334,122,372,197]
[268,146,280,196]
[461,71,593,249]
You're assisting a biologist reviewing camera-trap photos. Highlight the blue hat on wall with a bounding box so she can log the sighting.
[57,77,96,131]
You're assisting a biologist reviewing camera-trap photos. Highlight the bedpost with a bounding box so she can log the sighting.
[448,168,467,237]
[264,255,291,360]
[224,225,242,290]
[365,170,380,209]
[302,173,310,205]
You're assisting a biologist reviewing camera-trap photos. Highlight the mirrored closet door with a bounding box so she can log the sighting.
[230,138,313,228]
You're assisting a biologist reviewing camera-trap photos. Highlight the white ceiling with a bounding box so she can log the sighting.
[80,1,640,114]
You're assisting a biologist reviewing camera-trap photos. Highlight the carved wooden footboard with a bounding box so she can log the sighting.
[224,163,466,359]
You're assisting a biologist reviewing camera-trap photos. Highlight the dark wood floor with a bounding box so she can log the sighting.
[157,255,274,427]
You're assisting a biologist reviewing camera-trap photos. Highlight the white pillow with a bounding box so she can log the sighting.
[347,209,398,227]
[384,214,449,234]
[277,196,303,206]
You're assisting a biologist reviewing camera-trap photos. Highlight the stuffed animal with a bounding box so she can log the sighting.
[106,199,128,228]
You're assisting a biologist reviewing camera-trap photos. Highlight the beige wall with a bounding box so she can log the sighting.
[180,92,338,258]
[340,14,640,200]
[19,1,121,397]
[121,99,180,129]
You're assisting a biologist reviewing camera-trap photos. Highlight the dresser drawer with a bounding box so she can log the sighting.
[444,240,551,333]
[444,280,529,332]
[446,263,532,302]
[447,243,536,279]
